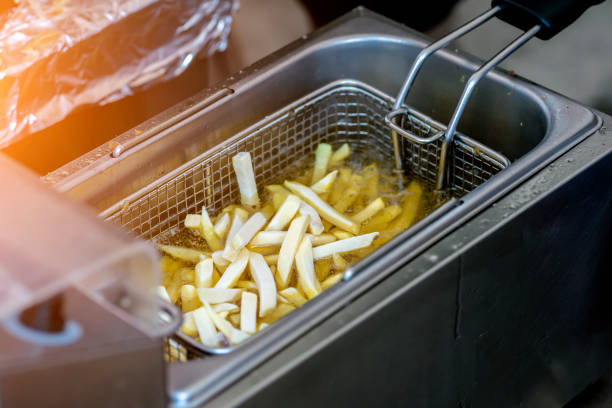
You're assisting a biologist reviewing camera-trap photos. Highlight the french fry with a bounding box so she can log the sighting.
[221,211,247,261]
[215,248,249,289]
[312,143,332,184]
[321,273,342,290]
[158,244,208,263]
[250,231,286,247]
[156,286,171,303]
[271,264,284,289]
[229,212,268,251]
[181,311,198,337]
[184,214,202,232]
[329,167,352,205]
[329,143,351,165]
[232,152,260,209]
[213,213,231,241]
[266,194,301,231]
[250,231,335,247]
[211,250,230,271]
[264,254,278,265]
[203,301,250,345]
[236,280,258,291]
[295,237,321,299]
[330,228,353,240]
[240,292,257,334]
[229,313,241,328]
[277,215,309,288]
[248,246,277,256]
[179,267,195,284]
[332,253,348,271]
[279,287,307,307]
[277,293,290,304]
[311,170,338,194]
[181,284,201,312]
[362,205,401,233]
[265,185,291,211]
[193,307,218,347]
[360,163,379,203]
[313,232,379,259]
[195,258,214,288]
[200,207,223,251]
[315,259,332,281]
[212,267,221,286]
[333,186,359,213]
[197,288,241,304]
[353,197,385,223]
[308,233,336,246]
[285,181,360,234]
[212,303,239,314]
[389,181,423,230]
[299,202,324,235]
[260,304,296,325]
[258,322,270,331]
[249,252,277,317]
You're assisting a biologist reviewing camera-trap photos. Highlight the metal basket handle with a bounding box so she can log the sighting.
[387,5,540,191]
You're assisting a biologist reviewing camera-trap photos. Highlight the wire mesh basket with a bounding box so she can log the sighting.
[103,79,510,360]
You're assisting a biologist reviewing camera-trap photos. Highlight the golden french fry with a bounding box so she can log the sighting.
[264,254,278,265]
[362,205,401,233]
[181,311,198,337]
[181,284,201,312]
[329,143,351,165]
[279,287,307,307]
[389,181,423,230]
[353,197,385,223]
[330,228,353,240]
[240,292,257,334]
[315,259,332,281]
[333,187,359,213]
[321,273,342,290]
[260,304,296,325]
[229,313,241,328]
[329,167,352,205]
[332,253,348,271]
[236,280,258,291]
[158,244,208,263]
[200,206,224,251]
[312,143,332,184]
[311,170,338,193]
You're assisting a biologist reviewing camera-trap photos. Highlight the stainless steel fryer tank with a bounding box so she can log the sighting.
[45,8,612,408]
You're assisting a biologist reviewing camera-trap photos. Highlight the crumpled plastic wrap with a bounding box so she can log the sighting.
[0,0,238,148]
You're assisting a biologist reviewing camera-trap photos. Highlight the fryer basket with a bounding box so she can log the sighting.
[102,79,509,359]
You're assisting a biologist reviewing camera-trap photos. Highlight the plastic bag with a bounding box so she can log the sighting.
[0,0,238,148]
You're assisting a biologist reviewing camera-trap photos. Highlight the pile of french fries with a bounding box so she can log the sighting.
[157,143,424,349]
